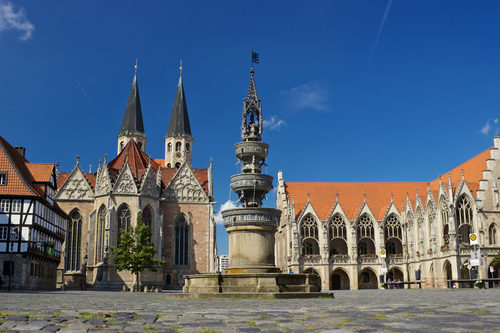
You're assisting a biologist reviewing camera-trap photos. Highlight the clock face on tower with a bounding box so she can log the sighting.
[176,152,182,158]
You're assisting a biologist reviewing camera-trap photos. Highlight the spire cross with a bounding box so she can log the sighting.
[134,59,138,74]
[180,60,183,75]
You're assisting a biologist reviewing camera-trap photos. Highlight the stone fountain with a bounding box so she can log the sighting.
[183,68,332,298]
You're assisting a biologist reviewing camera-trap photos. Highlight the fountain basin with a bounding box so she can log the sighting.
[235,141,269,162]
[230,174,273,196]
[222,207,281,228]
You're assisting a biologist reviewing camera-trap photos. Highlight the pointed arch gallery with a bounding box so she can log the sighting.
[300,214,319,256]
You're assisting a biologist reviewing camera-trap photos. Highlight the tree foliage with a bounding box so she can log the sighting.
[491,252,500,270]
[110,211,164,277]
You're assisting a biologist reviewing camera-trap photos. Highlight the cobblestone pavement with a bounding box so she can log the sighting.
[0,289,499,332]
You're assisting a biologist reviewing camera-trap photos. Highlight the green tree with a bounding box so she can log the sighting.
[110,211,164,291]
[491,252,500,270]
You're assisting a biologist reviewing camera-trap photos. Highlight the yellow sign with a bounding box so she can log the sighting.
[470,234,477,241]
[470,233,479,245]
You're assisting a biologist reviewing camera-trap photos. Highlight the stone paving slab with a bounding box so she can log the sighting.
[0,289,499,332]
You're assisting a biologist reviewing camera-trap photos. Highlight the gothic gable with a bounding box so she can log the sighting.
[95,164,112,196]
[55,166,94,201]
[140,165,159,198]
[113,162,138,195]
[162,163,208,203]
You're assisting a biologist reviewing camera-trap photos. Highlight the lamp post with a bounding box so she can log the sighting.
[8,228,19,292]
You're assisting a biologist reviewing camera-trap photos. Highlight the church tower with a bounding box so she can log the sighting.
[117,67,146,155]
[164,68,193,168]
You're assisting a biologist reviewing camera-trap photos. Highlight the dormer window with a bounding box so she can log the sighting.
[0,172,7,185]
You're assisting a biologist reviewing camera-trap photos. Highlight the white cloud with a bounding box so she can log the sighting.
[263,115,285,130]
[0,1,34,41]
[281,82,329,112]
[214,200,236,225]
[479,120,491,135]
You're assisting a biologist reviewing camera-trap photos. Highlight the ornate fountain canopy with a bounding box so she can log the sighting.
[241,68,262,141]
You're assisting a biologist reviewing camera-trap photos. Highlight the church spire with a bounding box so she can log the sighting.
[164,62,194,168]
[166,69,192,138]
[119,70,145,138]
[117,61,147,154]
[241,68,262,141]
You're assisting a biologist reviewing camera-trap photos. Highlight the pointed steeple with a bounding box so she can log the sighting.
[119,72,145,138]
[241,68,263,141]
[166,73,192,138]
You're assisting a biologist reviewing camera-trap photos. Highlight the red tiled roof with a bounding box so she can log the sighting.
[286,147,492,221]
[108,140,209,194]
[0,136,68,218]
[0,136,42,197]
[26,163,54,183]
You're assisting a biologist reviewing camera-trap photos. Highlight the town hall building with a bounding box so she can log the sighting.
[55,68,216,290]
[276,141,500,290]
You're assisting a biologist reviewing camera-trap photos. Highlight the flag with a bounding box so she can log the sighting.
[252,51,259,65]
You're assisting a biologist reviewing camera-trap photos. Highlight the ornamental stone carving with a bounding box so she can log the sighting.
[113,164,138,194]
[140,167,159,198]
[163,164,208,203]
[96,167,112,196]
[56,167,94,201]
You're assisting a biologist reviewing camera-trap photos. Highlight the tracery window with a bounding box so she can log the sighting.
[329,214,347,256]
[117,204,131,233]
[441,201,449,245]
[143,206,153,243]
[384,214,402,255]
[456,195,473,245]
[66,209,82,271]
[357,214,374,240]
[489,223,497,245]
[357,214,375,255]
[384,214,402,240]
[300,214,319,255]
[96,205,106,263]
[175,215,189,266]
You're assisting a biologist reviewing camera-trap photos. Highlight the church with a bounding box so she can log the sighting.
[55,67,216,290]
[275,140,500,290]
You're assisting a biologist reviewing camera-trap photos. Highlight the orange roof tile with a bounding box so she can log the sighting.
[27,163,54,183]
[108,140,209,194]
[286,147,493,221]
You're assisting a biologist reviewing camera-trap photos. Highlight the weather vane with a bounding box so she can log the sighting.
[180,60,183,74]
[134,58,138,73]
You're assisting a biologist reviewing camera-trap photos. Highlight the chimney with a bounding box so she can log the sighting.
[14,147,26,158]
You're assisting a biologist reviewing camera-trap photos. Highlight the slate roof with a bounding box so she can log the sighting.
[286,147,492,221]
[166,74,192,138]
[119,73,145,137]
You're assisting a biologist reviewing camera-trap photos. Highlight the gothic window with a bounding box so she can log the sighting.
[175,215,189,266]
[357,214,375,255]
[300,214,319,255]
[329,214,347,256]
[143,206,153,243]
[186,143,190,152]
[456,195,473,245]
[489,224,497,245]
[66,209,82,271]
[175,142,181,152]
[440,201,449,245]
[96,205,106,263]
[167,143,172,153]
[117,204,131,233]
[384,214,402,255]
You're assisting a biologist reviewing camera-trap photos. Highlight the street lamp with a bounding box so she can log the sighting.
[8,227,19,292]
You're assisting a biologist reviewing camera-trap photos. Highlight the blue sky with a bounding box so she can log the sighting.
[1,1,500,255]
